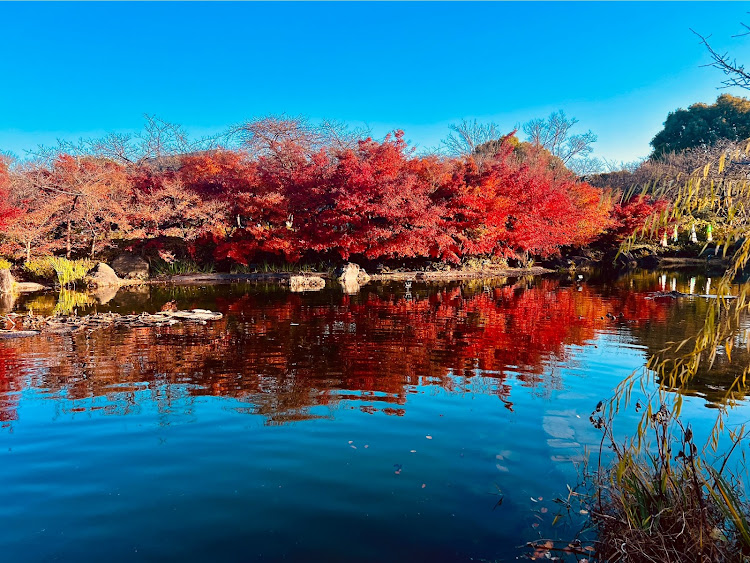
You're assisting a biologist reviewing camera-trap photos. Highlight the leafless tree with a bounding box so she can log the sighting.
[33,115,217,173]
[228,114,369,158]
[523,110,597,165]
[522,110,597,164]
[442,119,502,156]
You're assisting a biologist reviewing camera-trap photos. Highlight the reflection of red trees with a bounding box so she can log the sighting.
[0,278,675,425]
[0,347,21,426]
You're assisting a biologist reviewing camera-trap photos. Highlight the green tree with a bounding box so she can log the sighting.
[650,94,750,157]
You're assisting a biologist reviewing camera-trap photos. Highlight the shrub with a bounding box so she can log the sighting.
[591,399,750,561]
[24,256,94,287]
[0,258,11,270]
[47,257,95,287]
[23,257,57,282]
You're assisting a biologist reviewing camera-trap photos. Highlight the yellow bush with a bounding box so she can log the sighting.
[24,257,95,287]
[24,257,56,281]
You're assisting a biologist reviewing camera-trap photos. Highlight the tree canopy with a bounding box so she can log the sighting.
[650,94,750,157]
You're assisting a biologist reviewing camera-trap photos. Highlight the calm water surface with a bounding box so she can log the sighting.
[0,271,745,561]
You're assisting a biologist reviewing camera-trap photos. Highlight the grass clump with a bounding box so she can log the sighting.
[23,257,56,282]
[48,257,95,288]
[230,261,333,275]
[152,259,215,276]
[590,398,750,562]
[24,256,94,287]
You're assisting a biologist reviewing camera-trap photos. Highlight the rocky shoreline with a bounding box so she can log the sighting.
[0,308,224,338]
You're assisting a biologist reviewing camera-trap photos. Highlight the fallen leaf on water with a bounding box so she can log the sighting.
[350,445,357,449]
[348,441,353,444]
[421,484,426,488]
[364,445,369,449]
[530,497,538,502]
[540,507,548,513]
[410,450,416,453]
[579,509,589,515]
[425,435,432,440]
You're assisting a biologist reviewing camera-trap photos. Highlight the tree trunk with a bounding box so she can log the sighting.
[66,220,72,259]
[26,242,31,263]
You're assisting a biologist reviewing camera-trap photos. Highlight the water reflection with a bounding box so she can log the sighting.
[0,270,743,562]
[0,272,720,427]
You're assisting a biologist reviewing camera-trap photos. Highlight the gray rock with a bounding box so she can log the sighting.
[289,276,326,292]
[0,269,13,294]
[87,263,122,287]
[111,254,150,280]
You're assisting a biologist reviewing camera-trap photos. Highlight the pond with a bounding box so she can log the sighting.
[0,270,745,561]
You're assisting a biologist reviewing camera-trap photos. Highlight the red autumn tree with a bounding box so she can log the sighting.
[456,140,611,260]
[599,194,669,244]
[293,132,462,262]
[0,158,20,232]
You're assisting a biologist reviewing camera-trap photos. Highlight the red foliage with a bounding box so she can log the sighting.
[453,143,611,258]
[297,132,462,262]
[602,195,669,244]
[0,160,19,231]
[0,131,639,265]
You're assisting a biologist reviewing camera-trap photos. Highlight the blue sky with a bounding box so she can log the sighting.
[1,2,749,162]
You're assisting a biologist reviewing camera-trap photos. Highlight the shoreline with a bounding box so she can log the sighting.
[156,266,553,285]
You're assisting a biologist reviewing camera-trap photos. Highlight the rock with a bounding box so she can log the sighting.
[111,254,150,280]
[289,276,326,292]
[336,263,370,284]
[87,263,122,287]
[0,269,13,294]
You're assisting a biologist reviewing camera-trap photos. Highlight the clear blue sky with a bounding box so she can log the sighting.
[1,2,749,162]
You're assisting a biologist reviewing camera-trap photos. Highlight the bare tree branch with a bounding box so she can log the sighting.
[693,27,750,90]
[442,119,501,156]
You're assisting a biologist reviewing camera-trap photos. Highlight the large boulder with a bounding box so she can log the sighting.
[111,254,150,280]
[336,263,370,284]
[87,263,122,287]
